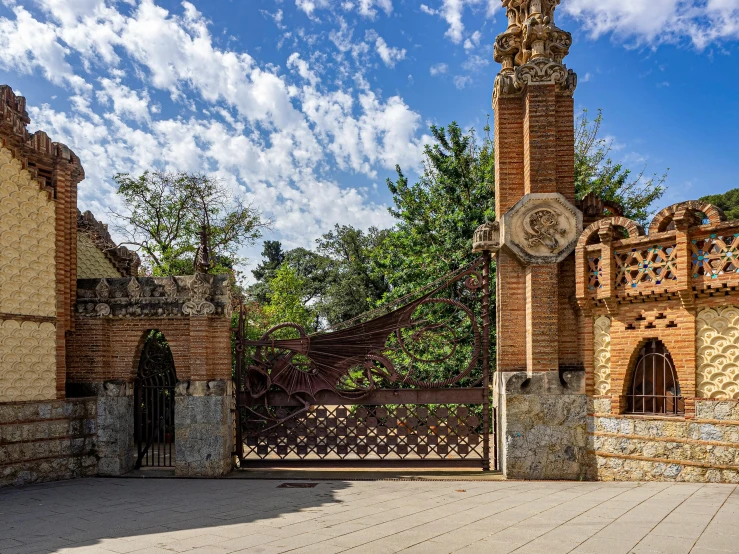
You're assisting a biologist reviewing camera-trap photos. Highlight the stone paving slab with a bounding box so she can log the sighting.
[0,478,737,553]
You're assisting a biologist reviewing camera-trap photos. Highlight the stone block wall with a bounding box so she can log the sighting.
[589,397,739,483]
[0,398,97,487]
[499,370,589,480]
[175,380,233,477]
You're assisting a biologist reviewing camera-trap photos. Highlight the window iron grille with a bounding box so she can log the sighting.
[627,339,684,415]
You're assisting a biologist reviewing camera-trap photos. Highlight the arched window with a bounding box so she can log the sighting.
[627,339,684,415]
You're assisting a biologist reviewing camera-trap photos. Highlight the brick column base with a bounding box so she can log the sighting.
[174,380,233,477]
[496,370,590,479]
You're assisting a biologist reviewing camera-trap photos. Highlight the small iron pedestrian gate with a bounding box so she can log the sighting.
[134,331,176,468]
[233,253,495,470]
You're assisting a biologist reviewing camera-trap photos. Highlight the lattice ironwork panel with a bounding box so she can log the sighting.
[588,255,602,298]
[691,232,739,280]
[241,404,486,461]
[614,244,677,289]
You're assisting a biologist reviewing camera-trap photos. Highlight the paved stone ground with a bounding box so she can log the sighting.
[1,478,738,554]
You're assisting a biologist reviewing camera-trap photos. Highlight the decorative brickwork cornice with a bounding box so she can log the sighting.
[76,274,232,318]
[77,210,141,277]
[0,85,84,196]
[493,0,576,98]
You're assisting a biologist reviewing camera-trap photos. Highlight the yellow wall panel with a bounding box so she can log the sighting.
[0,320,56,401]
[0,146,57,402]
[0,147,56,317]
[594,315,611,395]
[77,233,122,279]
[697,306,739,399]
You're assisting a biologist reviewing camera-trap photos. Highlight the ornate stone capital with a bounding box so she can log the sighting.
[501,193,583,264]
[492,0,576,97]
[473,221,501,253]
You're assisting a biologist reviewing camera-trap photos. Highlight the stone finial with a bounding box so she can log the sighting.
[473,221,501,253]
[193,225,212,274]
[493,0,576,98]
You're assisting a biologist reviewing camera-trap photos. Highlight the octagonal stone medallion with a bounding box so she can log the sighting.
[501,192,583,264]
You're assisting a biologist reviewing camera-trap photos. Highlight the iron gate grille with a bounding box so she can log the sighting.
[234,253,495,470]
[134,332,176,468]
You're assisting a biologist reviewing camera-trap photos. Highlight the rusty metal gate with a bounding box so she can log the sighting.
[233,253,495,470]
[134,331,176,468]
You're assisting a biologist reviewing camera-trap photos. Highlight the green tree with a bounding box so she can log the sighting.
[575,109,667,223]
[377,121,495,299]
[316,225,390,325]
[249,241,286,303]
[110,171,267,278]
[264,264,315,331]
[699,188,739,221]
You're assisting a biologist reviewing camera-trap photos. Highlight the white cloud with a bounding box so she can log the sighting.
[366,30,406,67]
[0,5,90,92]
[96,78,153,123]
[462,53,488,71]
[295,0,329,17]
[420,0,494,44]
[453,75,472,88]
[430,62,448,75]
[357,0,393,18]
[297,0,392,19]
[562,0,739,49]
[0,0,431,266]
[463,30,481,51]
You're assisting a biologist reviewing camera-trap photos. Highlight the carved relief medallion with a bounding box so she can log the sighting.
[501,192,582,264]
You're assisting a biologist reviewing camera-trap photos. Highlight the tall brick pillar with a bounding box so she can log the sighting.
[491,0,588,479]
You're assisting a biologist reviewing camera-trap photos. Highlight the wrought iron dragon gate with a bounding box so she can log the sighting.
[233,253,495,470]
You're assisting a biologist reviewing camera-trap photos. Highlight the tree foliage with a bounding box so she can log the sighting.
[376,121,495,299]
[111,171,268,278]
[699,188,739,221]
[574,109,667,223]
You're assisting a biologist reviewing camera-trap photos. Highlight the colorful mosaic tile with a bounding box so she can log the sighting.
[691,233,739,279]
[614,244,678,289]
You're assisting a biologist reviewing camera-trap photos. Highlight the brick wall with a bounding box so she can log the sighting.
[67,316,231,384]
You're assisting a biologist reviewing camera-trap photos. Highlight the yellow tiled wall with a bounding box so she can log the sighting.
[0,146,57,402]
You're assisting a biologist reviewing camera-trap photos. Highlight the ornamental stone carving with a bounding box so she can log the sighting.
[76,274,231,318]
[183,272,216,316]
[126,277,142,300]
[164,276,178,300]
[501,193,582,264]
[492,0,576,98]
[95,278,110,300]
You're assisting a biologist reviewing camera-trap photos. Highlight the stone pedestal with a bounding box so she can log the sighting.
[497,370,588,480]
[94,381,135,476]
[175,380,233,477]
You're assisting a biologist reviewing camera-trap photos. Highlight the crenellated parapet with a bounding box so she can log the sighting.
[0,85,84,196]
[574,200,739,312]
[76,274,232,318]
[493,0,576,98]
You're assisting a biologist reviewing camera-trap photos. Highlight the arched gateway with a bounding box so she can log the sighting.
[134,331,177,468]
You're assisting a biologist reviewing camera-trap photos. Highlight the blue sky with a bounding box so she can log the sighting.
[0,0,737,276]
